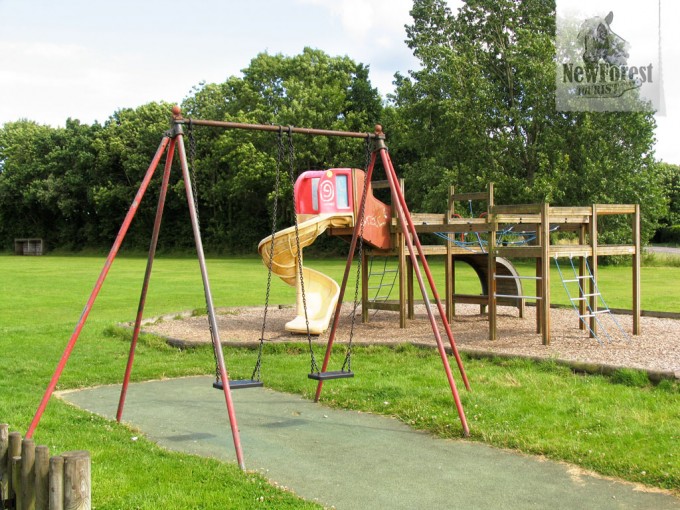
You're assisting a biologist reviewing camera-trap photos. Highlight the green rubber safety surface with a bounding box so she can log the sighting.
[60,377,680,510]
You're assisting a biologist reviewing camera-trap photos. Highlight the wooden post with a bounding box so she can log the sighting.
[535,249,542,335]
[451,257,457,319]
[407,255,414,320]
[488,212,497,341]
[12,456,22,510]
[397,244,408,329]
[49,456,64,510]
[8,432,22,503]
[63,451,90,510]
[632,204,641,335]
[578,224,587,330]
[361,249,369,324]
[487,183,496,326]
[399,236,408,328]
[590,205,598,338]
[0,424,8,502]
[446,185,455,322]
[540,203,551,345]
[21,439,36,510]
[35,445,50,510]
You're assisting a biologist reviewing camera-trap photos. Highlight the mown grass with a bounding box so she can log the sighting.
[1,254,678,508]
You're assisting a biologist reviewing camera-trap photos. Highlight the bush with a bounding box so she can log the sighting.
[653,225,680,244]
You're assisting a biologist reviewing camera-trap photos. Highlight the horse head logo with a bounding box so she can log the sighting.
[578,11,629,66]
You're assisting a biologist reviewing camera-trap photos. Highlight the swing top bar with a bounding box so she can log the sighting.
[171,105,383,140]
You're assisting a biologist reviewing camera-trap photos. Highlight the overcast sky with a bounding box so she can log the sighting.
[1,0,678,164]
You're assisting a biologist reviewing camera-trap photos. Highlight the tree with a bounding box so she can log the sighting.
[0,49,383,253]
[181,48,383,251]
[657,162,680,226]
[0,120,102,250]
[391,0,663,242]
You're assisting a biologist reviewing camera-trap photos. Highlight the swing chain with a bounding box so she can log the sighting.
[342,137,373,372]
[188,122,221,383]
[188,121,201,228]
[250,129,285,381]
[284,129,319,374]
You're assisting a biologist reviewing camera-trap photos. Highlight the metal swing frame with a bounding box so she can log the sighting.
[25,106,471,471]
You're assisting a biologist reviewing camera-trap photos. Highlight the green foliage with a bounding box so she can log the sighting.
[0,49,382,253]
[390,0,663,245]
[0,7,672,254]
[655,162,680,227]
[654,225,680,244]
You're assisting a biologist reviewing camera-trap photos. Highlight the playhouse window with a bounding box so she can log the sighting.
[311,178,319,212]
[336,175,349,209]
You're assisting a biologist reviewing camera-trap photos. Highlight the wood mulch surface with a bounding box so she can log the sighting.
[140,303,680,380]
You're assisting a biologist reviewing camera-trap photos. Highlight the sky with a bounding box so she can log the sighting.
[1,0,679,164]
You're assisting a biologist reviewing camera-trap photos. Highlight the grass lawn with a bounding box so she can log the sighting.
[0,253,678,508]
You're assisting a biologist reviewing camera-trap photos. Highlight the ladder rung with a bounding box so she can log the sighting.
[580,310,610,318]
[564,275,591,281]
[570,293,599,301]
[368,269,398,276]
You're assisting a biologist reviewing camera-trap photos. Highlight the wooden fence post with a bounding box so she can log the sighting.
[21,438,36,510]
[0,424,8,502]
[12,456,22,510]
[63,451,90,510]
[35,445,50,510]
[0,427,90,510]
[49,456,64,510]
[8,432,22,503]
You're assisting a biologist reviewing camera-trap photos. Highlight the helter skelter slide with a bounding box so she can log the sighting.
[258,168,391,334]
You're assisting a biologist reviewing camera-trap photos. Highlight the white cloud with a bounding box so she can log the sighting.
[297,0,413,40]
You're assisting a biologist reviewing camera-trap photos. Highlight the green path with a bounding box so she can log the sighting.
[61,376,680,510]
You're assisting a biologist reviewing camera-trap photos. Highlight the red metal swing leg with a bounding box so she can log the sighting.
[117,138,176,422]
[380,149,470,437]
[314,151,378,402]
[26,136,172,440]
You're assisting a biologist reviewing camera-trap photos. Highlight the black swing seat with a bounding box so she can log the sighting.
[308,370,354,381]
[213,379,264,390]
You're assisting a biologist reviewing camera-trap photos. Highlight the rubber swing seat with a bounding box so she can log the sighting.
[308,370,354,381]
[213,379,264,390]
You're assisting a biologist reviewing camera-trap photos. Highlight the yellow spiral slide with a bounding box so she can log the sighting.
[258,214,354,335]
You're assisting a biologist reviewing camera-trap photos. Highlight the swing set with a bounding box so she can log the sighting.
[25,106,471,470]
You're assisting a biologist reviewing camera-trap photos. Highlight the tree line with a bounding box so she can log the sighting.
[1,1,677,254]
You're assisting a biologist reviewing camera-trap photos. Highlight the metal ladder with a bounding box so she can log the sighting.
[554,255,630,345]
